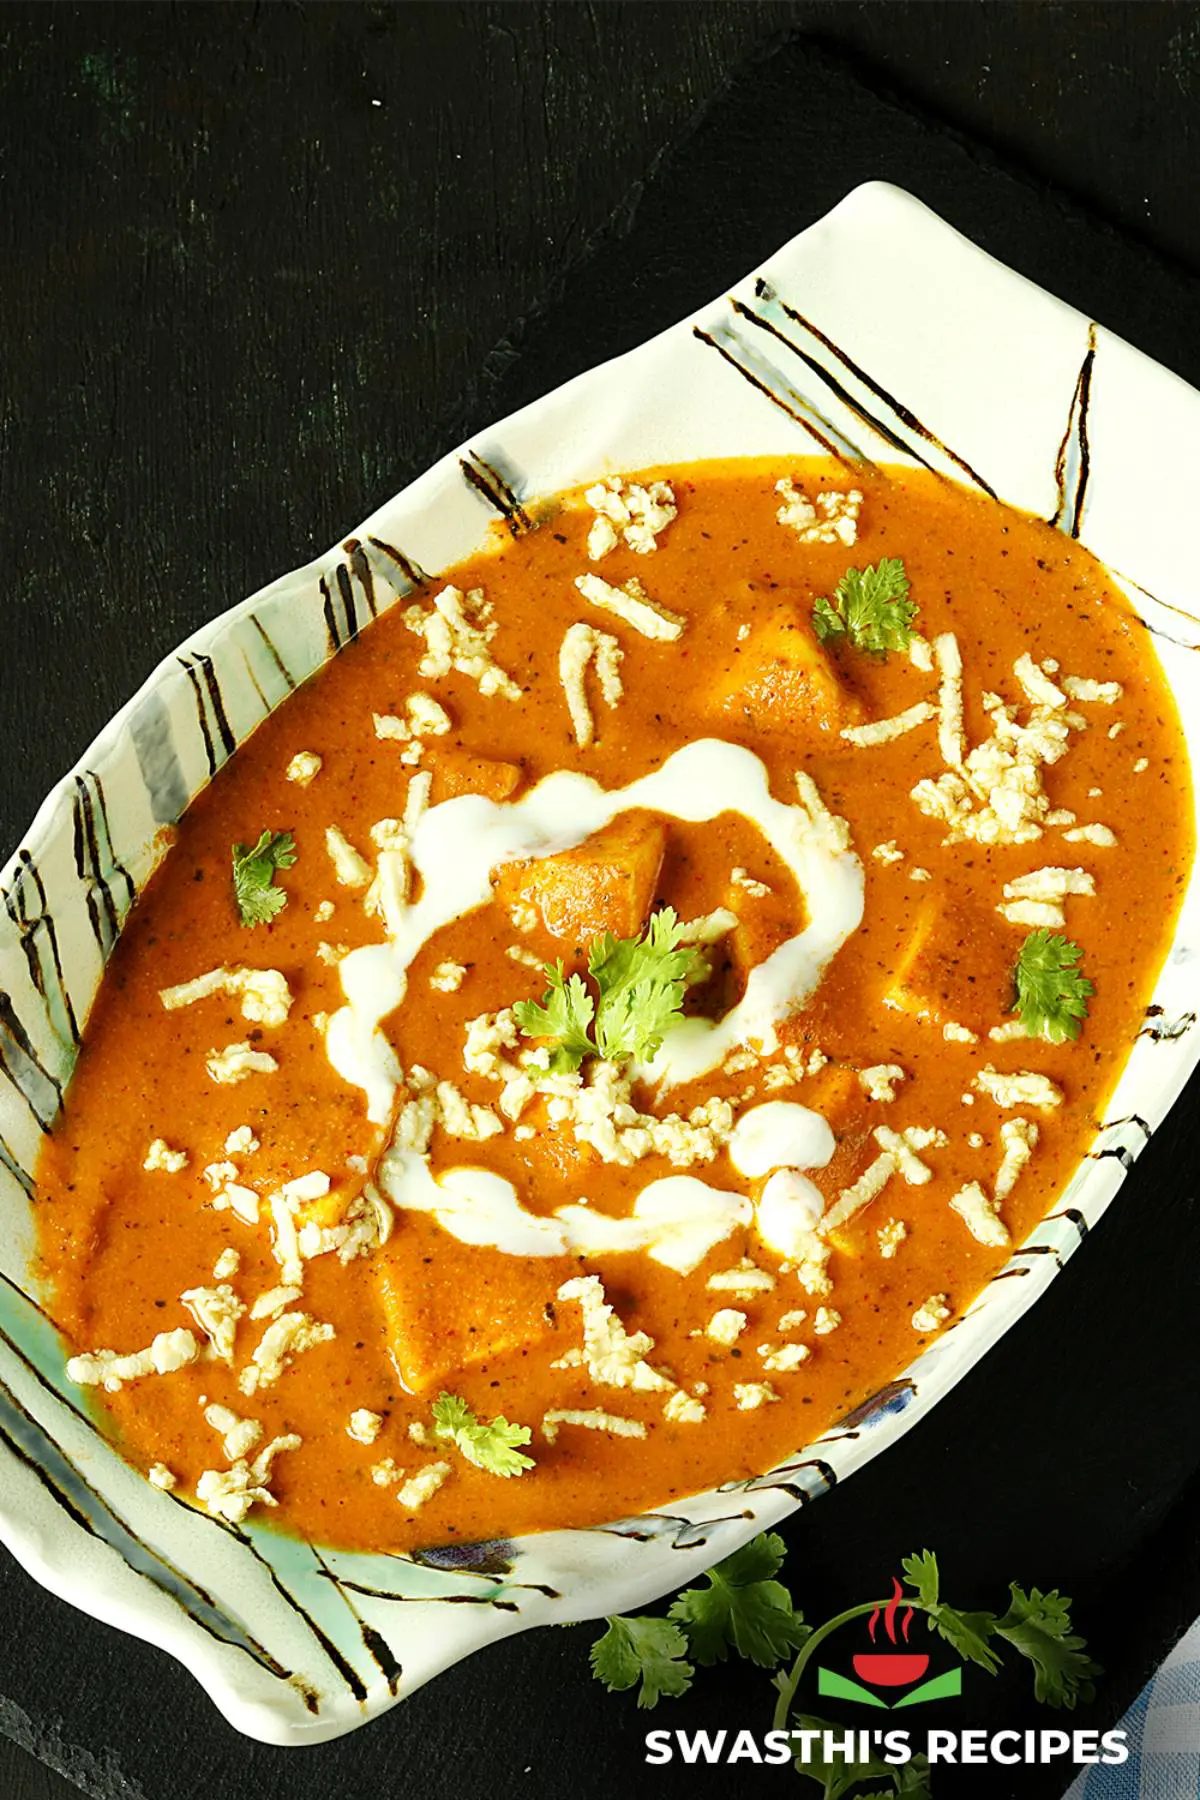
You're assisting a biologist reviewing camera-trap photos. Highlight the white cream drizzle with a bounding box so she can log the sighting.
[377,1097,838,1268]
[376,1148,753,1273]
[327,738,864,1122]
[377,1129,840,1270]
[728,1100,835,1179]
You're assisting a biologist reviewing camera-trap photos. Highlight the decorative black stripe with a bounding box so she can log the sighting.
[0,991,60,1130]
[191,653,236,759]
[177,654,235,768]
[1050,323,1096,536]
[691,327,852,464]
[366,534,429,590]
[1096,1113,1152,1142]
[294,1678,321,1716]
[313,1548,405,1692]
[177,658,218,777]
[320,574,339,651]
[320,569,362,653]
[335,562,366,643]
[1109,566,1200,637]
[72,772,133,954]
[1045,1206,1089,1240]
[1089,1145,1136,1172]
[342,541,378,620]
[1139,1007,1197,1042]
[329,1573,519,1613]
[4,851,79,1048]
[1132,613,1200,655]
[249,616,297,692]
[459,451,535,536]
[360,1625,403,1693]
[745,1455,837,1497]
[238,645,272,715]
[0,1262,69,1335]
[0,1417,92,1533]
[736,298,923,467]
[227,1530,368,1702]
[0,1130,35,1199]
[754,280,998,496]
[587,1509,753,1550]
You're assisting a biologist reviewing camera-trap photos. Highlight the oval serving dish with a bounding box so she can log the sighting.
[2,182,1200,1745]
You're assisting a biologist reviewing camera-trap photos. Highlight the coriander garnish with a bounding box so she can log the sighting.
[812,556,918,654]
[1013,929,1094,1042]
[512,906,705,1073]
[231,829,297,928]
[431,1392,535,1478]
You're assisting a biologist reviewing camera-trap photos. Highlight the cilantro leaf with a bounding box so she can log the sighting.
[431,1391,534,1478]
[903,1550,1000,1673]
[811,595,846,642]
[926,1603,1002,1676]
[513,909,704,1070]
[590,907,705,1064]
[1013,930,1095,1043]
[811,558,917,655]
[512,964,596,1073]
[791,1714,897,1798]
[668,1530,809,1668]
[231,829,296,928]
[590,1615,693,1708]
[901,1550,940,1610]
[995,1585,1100,1709]
[891,1761,934,1799]
[430,1393,473,1438]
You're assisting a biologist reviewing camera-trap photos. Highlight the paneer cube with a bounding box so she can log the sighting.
[512,1097,599,1192]
[709,604,865,742]
[493,812,666,948]
[804,1061,863,1136]
[425,747,523,804]
[373,1217,563,1392]
[884,892,1014,1034]
[722,882,804,999]
[294,1187,350,1233]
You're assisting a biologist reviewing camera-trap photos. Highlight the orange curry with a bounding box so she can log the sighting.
[34,458,1193,1552]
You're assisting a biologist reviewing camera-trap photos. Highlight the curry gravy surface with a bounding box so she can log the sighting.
[35,459,1193,1552]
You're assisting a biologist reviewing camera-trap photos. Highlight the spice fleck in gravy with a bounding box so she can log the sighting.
[35,459,1193,1551]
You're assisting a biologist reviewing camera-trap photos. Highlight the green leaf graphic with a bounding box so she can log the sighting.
[891,1668,964,1708]
[816,1668,889,1708]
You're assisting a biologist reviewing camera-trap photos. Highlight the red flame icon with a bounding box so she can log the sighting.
[852,1578,929,1687]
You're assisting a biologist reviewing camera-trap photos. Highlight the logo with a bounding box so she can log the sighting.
[817,1577,963,1709]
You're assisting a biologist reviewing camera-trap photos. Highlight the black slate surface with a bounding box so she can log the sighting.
[2,11,1200,1800]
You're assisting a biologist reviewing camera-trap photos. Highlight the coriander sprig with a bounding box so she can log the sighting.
[431,1391,535,1478]
[667,1531,810,1668]
[1012,929,1094,1042]
[513,906,704,1072]
[231,829,297,928]
[589,1616,694,1708]
[590,1536,1099,1797]
[812,557,917,655]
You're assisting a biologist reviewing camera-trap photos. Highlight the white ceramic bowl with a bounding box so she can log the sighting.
[2,181,1198,1745]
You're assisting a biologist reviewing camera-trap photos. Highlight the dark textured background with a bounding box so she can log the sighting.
[2,5,1200,1799]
